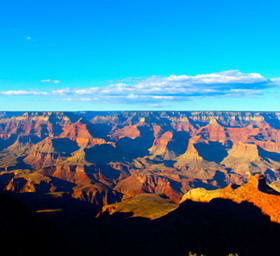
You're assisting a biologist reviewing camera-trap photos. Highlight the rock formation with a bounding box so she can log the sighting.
[0,111,280,210]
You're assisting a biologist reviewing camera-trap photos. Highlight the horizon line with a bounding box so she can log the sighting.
[0,110,279,113]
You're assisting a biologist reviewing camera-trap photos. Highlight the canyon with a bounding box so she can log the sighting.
[0,111,280,210]
[1,111,280,255]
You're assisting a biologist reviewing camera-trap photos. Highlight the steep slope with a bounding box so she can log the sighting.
[114,172,181,203]
[149,131,173,156]
[175,138,203,168]
[181,174,280,223]
[59,119,106,148]
[221,141,265,174]
[0,168,122,208]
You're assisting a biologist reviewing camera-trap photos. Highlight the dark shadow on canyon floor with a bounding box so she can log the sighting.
[1,192,280,256]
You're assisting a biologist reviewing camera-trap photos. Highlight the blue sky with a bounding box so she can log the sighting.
[1,0,280,110]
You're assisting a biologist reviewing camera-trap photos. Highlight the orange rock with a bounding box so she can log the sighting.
[181,174,280,223]
[149,131,173,155]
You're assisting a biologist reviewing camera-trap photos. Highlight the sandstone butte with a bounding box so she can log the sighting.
[180,174,280,224]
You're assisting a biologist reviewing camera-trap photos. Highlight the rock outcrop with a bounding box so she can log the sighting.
[181,174,280,223]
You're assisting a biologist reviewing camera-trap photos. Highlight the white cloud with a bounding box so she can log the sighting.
[41,79,61,84]
[0,90,48,96]
[270,78,280,85]
[1,70,279,107]
[190,70,265,84]
[52,88,70,94]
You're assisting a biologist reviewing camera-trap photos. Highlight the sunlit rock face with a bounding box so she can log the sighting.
[180,174,280,223]
[0,111,280,209]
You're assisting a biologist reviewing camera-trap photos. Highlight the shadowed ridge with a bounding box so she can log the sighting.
[0,192,56,256]
[0,190,104,256]
[1,174,280,256]
[152,198,279,256]
[1,190,279,256]
[96,197,280,256]
[258,146,280,162]
[180,174,280,223]
[257,173,280,195]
